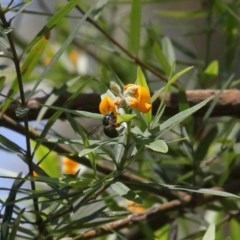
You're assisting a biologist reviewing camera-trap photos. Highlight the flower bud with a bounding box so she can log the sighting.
[110,82,122,96]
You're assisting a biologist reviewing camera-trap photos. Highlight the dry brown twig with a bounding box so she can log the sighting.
[78,182,240,240]
[1,89,240,125]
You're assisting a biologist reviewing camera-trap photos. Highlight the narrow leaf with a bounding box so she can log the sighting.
[167,66,194,89]
[157,9,206,19]
[78,146,100,157]
[153,42,171,75]
[8,208,25,240]
[111,181,142,204]
[202,223,215,240]
[230,218,240,240]
[195,126,218,162]
[0,134,24,154]
[128,0,141,54]
[146,140,168,153]
[160,96,213,133]
[162,37,175,69]
[21,33,49,83]
[1,173,24,239]
[162,184,240,198]
[136,66,148,89]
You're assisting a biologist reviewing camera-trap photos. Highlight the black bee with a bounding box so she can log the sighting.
[102,112,119,138]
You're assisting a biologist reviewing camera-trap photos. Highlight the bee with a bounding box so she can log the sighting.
[102,112,119,138]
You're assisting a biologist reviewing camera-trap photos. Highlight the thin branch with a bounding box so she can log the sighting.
[77,200,180,240]
[2,90,240,125]
[74,5,170,84]
[77,181,240,240]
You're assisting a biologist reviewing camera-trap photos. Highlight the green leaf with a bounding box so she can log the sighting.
[136,66,148,89]
[0,134,24,154]
[217,1,240,23]
[75,110,102,120]
[59,176,94,188]
[8,208,25,240]
[131,126,151,138]
[195,126,218,162]
[204,60,219,76]
[0,76,6,89]
[128,0,141,54]
[32,109,63,161]
[202,223,215,240]
[0,32,9,50]
[160,96,213,134]
[40,104,102,120]
[154,224,170,240]
[138,223,155,239]
[111,181,142,204]
[167,66,194,89]
[157,9,206,19]
[150,86,165,104]
[162,184,240,198]
[162,37,175,70]
[230,218,240,240]
[66,113,96,174]
[36,90,60,124]
[78,146,100,157]
[1,173,24,240]
[153,42,171,75]
[146,140,168,153]
[117,114,136,124]
[21,33,49,83]
[151,66,193,105]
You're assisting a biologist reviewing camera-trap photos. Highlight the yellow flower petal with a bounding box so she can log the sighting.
[99,96,116,115]
[137,86,151,113]
[123,84,151,113]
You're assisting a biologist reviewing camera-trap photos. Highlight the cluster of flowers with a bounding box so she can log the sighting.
[99,82,152,118]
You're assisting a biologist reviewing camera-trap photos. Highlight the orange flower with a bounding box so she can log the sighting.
[123,84,151,113]
[119,200,146,214]
[62,157,80,174]
[99,96,117,115]
[126,200,146,213]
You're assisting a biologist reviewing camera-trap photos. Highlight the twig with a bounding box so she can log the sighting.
[1,90,240,125]
[77,200,181,240]
[74,5,170,84]
[77,181,240,239]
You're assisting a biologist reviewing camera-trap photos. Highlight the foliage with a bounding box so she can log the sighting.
[0,0,240,239]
